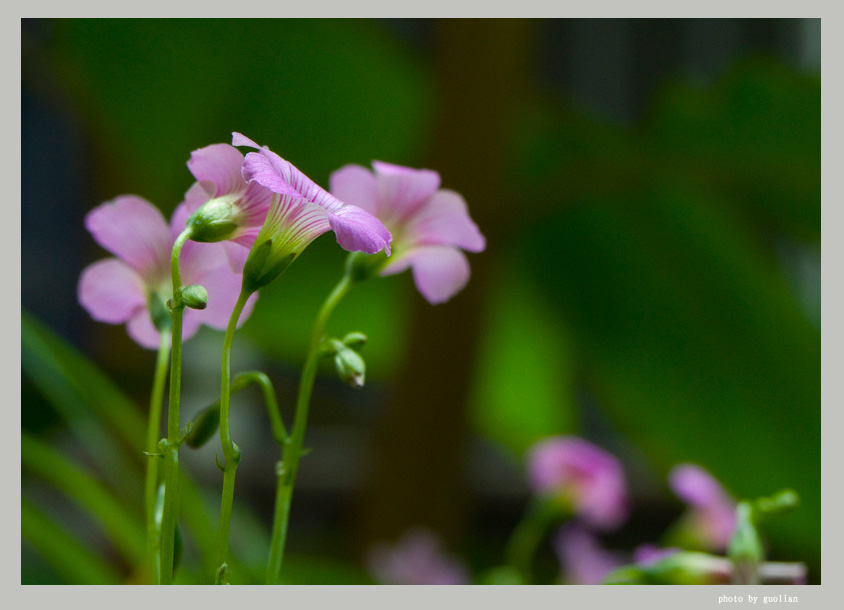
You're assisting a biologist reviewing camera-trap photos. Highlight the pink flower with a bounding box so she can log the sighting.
[366,528,469,585]
[178,142,275,269]
[633,544,680,567]
[526,436,628,531]
[78,195,257,349]
[329,162,485,304]
[554,525,626,585]
[235,133,392,256]
[669,464,737,552]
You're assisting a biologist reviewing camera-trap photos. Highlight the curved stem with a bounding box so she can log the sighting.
[214,289,251,584]
[160,229,190,585]
[145,331,171,584]
[265,272,353,584]
[234,371,287,446]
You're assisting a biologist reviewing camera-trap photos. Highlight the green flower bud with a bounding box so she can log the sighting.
[186,196,241,243]
[179,284,209,310]
[184,404,221,449]
[334,345,365,389]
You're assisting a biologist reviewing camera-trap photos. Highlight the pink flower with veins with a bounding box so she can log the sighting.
[526,436,628,531]
[179,142,274,270]
[669,463,737,551]
[329,161,486,304]
[235,133,392,257]
[78,195,257,349]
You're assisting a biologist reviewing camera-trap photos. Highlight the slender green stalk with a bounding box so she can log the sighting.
[234,371,288,446]
[160,229,191,585]
[265,272,353,584]
[145,331,171,584]
[214,290,251,584]
[504,499,560,582]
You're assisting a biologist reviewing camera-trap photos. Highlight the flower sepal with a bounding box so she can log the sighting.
[344,250,389,283]
[241,238,297,296]
[320,337,366,389]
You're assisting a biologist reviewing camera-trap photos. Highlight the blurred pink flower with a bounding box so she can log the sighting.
[178,141,274,269]
[78,195,257,348]
[366,528,469,585]
[236,133,392,257]
[633,543,680,566]
[554,525,626,585]
[329,161,485,304]
[669,463,736,551]
[526,436,628,531]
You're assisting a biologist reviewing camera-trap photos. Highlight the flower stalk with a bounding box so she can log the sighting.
[159,229,190,585]
[144,331,171,584]
[265,269,354,584]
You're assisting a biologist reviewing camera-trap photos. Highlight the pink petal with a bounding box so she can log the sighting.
[246,149,343,211]
[329,164,380,217]
[78,259,146,324]
[187,143,246,197]
[327,204,393,255]
[126,309,168,349]
[189,257,257,330]
[669,464,732,509]
[383,245,470,304]
[372,161,440,224]
[85,196,171,278]
[404,189,486,252]
[231,132,260,148]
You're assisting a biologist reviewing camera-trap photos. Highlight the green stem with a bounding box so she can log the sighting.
[214,290,251,584]
[504,498,560,582]
[160,229,190,585]
[265,272,353,584]
[234,371,287,446]
[145,331,170,584]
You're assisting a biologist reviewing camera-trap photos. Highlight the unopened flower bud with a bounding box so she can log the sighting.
[184,404,220,449]
[335,345,365,389]
[179,284,209,310]
[186,196,241,243]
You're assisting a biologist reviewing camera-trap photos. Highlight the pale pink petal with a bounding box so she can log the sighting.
[372,161,441,223]
[241,148,341,210]
[85,196,171,278]
[179,240,229,286]
[555,526,625,585]
[329,164,380,217]
[221,240,250,272]
[328,204,393,255]
[239,180,275,226]
[231,132,259,148]
[190,259,258,330]
[78,259,146,324]
[404,189,486,252]
[187,143,246,197]
[383,246,470,305]
[126,309,167,349]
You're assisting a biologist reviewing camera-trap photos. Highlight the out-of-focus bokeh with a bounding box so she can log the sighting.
[21,18,820,584]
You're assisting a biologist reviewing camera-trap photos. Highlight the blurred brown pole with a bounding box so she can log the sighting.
[360,19,533,550]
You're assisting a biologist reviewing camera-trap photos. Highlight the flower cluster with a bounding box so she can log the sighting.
[79,133,486,346]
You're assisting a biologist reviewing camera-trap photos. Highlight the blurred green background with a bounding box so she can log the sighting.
[21,18,820,584]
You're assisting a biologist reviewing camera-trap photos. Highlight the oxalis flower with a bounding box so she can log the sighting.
[232,133,392,294]
[78,195,257,348]
[329,161,486,304]
[178,141,274,270]
[366,528,470,585]
[669,463,737,552]
[554,525,626,585]
[526,436,629,531]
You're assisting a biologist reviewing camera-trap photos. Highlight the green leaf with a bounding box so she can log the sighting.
[21,310,145,497]
[22,433,145,564]
[22,496,122,584]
